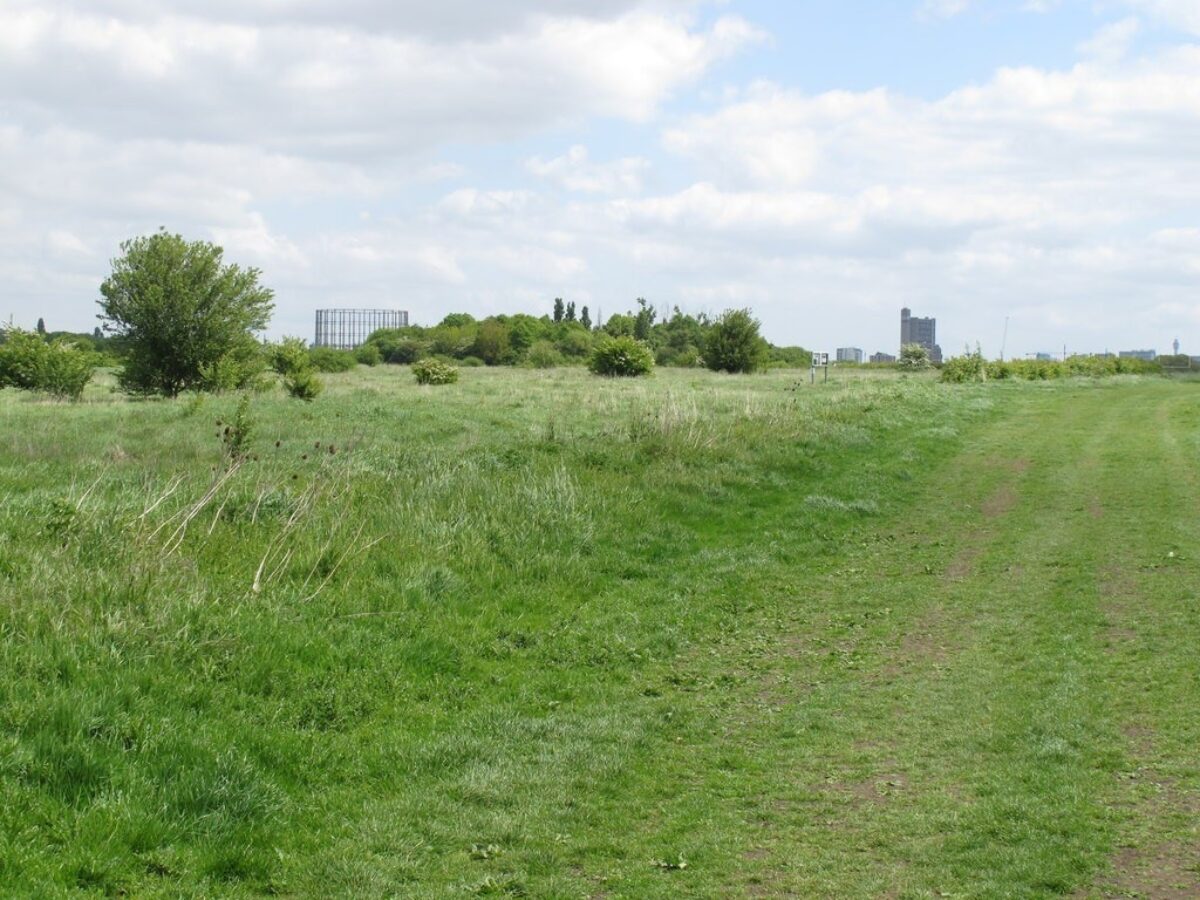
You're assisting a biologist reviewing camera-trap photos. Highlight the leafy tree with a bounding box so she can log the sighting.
[526,340,564,369]
[36,317,46,335]
[439,313,476,328]
[603,313,635,337]
[93,326,103,341]
[473,319,512,365]
[98,230,274,396]
[556,326,593,359]
[633,298,656,341]
[553,297,565,323]
[580,306,591,331]
[565,301,576,322]
[703,308,769,374]
[898,343,931,371]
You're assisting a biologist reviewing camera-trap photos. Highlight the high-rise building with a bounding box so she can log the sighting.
[900,308,942,364]
[836,347,864,364]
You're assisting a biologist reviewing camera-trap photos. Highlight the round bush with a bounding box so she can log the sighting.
[308,347,357,373]
[588,336,654,378]
[526,340,564,369]
[412,358,459,385]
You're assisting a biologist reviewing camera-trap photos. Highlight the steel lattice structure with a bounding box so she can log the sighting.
[314,309,409,349]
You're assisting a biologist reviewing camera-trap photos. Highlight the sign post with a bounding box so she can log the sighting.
[811,352,830,384]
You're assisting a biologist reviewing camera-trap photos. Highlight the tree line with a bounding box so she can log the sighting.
[1,231,811,401]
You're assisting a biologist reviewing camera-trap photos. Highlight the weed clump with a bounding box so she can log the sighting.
[221,395,254,463]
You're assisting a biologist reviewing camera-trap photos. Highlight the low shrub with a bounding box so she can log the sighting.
[284,368,324,401]
[378,338,428,364]
[268,337,310,375]
[354,343,382,367]
[588,335,654,378]
[898,344,931,371]
[0,327,96,400]
[526,340,564,369]
[412,358,459,385]
[458,356,485,368]
[941,347,987,383]
[308,347,357,373]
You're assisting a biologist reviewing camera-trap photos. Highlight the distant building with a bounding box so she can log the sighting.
[1119,349,1157,361]
[1035,352,1055,361]
[900,308,942,364]
[314,308,409,349]
[870,352,897,364]
[836,347,864,364]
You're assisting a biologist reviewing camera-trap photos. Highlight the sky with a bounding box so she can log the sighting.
[2,0,1199,358]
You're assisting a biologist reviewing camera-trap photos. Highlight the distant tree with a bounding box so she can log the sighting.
[473,319,512,365]
[439,313,476,328]
[580,306,591,331]
[633,298,656,341]
[35,317,46,335]
[603,313,635,337]
[703,308,769,374]
[898,343,931,371]
[92,326,103,341]
[565,301,576,322]
[98,230,274,396]
[553,297,565,323]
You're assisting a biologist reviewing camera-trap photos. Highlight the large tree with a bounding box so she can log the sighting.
[99,230,274,396]
[703,308,769,374]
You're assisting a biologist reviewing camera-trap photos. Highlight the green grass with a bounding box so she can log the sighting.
[0,367,1197,897]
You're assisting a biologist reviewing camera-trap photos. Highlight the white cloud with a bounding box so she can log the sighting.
[526,146,650,194]
[0,6,760,161]
[1079,17,1141,63]
[3,0,1200,355]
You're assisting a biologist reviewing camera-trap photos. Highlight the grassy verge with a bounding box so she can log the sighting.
[0,368,1195,897]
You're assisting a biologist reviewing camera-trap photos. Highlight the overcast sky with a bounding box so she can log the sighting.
[2,0,1198,357]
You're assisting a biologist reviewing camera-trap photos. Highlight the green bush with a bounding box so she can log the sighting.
[704,309,768,374]
[0,327,96,401]
[268,337,310,376]
[308,347,357,373]
[376,337,427,364]
[458,356,485,368]
[657,345,700,368]
[284,368,324,401]
[354,343,382,367]
[412,358,459,385]
[556,329,593,359]
[941,347,987,383]
[526,340,564,369]
[898,344,931,371]
[588,336,654,378]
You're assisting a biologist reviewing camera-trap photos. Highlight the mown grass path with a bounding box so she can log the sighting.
[612,379,1200,898]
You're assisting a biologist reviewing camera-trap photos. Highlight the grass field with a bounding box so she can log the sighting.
[0,367,1197,897]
